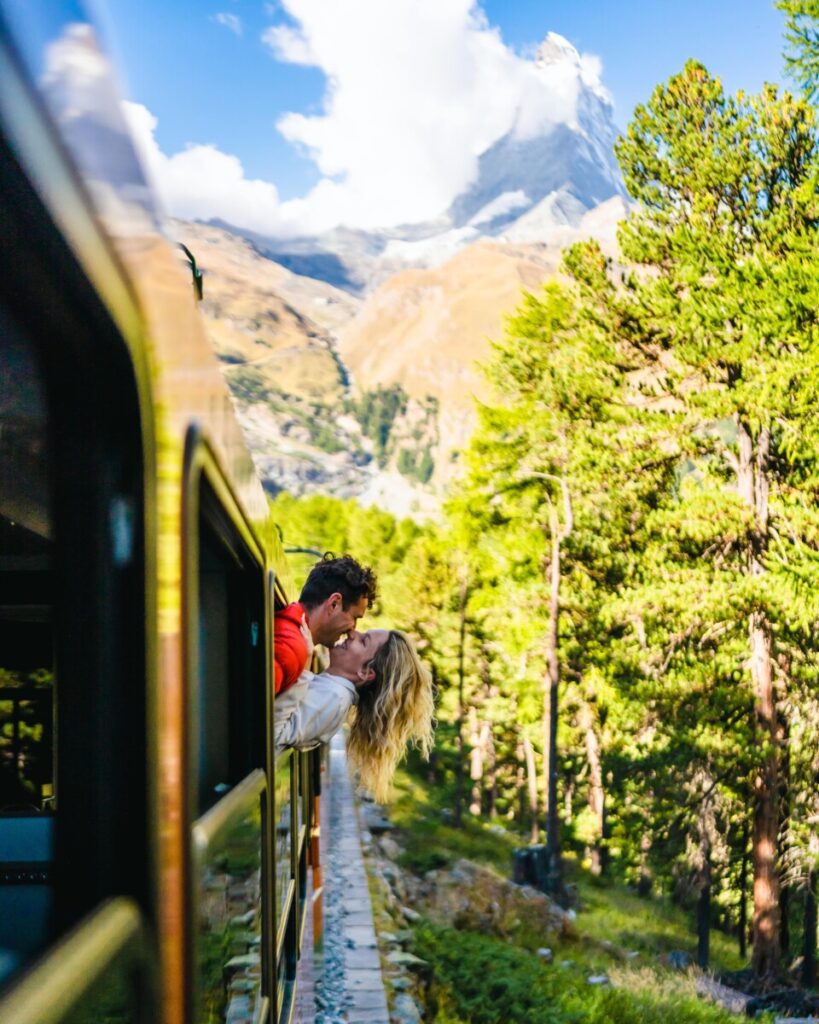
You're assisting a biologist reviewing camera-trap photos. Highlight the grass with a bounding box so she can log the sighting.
[382,765,760,1023]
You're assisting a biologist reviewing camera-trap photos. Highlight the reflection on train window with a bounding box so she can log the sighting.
[0,321,55,983]
[0,321,54,810]
[195,483,265,817]
[273,751,293,945]
[193,776,265,1024]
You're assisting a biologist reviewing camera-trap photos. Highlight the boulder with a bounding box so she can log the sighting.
[418,859,575,941]
[392,992,423,1024]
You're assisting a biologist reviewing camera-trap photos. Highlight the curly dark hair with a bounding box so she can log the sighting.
[299,553,378,611]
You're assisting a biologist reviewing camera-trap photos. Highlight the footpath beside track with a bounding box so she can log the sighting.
[315,733,390,1024]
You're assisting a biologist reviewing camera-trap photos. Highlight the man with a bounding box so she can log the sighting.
[274,628,389,751]
[274,553,377,694]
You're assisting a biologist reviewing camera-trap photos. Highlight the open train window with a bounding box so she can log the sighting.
[185,442,270,1022]
[189,464,266,816]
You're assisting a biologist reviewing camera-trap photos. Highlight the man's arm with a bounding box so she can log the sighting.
[274,615,309,694]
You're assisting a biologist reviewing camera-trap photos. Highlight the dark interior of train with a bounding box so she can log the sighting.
[0,133,149,993]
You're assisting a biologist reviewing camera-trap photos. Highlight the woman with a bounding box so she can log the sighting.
[274,628,434,801]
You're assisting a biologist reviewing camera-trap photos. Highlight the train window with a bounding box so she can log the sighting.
[273,752,294,954]
[0,321,55,982]
[192,771,267,1024]
[193,478,266,817]
[188,464,270,1022]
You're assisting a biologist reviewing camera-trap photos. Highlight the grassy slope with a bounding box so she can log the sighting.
[385,766,760,1024]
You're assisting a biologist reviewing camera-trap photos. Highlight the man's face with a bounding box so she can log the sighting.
[310,593,369,647]
[329,628,388,687]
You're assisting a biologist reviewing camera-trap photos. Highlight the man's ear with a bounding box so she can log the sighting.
[328,592,343,612]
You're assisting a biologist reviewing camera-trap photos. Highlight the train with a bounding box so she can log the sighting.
[0,3,321,1021]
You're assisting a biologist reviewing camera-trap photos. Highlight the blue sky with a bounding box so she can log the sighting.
[100,0,788,235]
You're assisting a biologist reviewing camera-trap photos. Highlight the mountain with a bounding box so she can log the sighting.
[231,33,625,296]
[175,33,629,516]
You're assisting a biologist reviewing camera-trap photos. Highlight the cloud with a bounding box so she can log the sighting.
[125,3,610,236]
[124,102,289,235]
[212,12,242,35]
[261,2,608,231]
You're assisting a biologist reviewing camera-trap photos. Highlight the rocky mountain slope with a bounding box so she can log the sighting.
[175,33,629,517]
[179,197,625,517]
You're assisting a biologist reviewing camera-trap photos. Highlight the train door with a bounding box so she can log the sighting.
[183,438,271,1024]
[0,112,157,1020]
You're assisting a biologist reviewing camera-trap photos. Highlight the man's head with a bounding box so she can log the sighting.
[328,628,389,687]
[299,554,378,647]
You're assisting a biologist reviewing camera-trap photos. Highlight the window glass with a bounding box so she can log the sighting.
[0,319,54,812]
[0,320,55,983]
[273,751,292,945]
[194,783,264,1024]
[195,494,264,818]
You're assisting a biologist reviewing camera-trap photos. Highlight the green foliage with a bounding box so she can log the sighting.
[411,923,742,1024]
[268,492,423,617]
[397,446,435,483]
[347,384,409,467]
[778,0,819,102]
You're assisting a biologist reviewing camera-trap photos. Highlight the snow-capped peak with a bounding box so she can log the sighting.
[535,32,580,69]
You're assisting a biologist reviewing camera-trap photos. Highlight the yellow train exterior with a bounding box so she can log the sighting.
[0,4,320,1022]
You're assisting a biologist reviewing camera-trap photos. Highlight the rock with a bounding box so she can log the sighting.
[625,951,640,960]
[230,910,255,926]
[380,931,399,944]
[386,951,429,971]
[665,950,693,971]
[392,992,423,1024]
[224,953,261,972]
[419,858,575,941]
[379,836,403,860]
[536,948,553,962]
[361,804,395,834]
[559,960,575,969]
[390,977,413,992]
[587,975,610,986]
[400,906,421,923]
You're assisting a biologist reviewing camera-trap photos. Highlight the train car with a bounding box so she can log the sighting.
[0,3,321,1022]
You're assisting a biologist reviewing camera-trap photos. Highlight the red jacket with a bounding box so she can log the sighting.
[274,602,310,695]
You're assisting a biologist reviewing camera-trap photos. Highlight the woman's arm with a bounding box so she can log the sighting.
[274,672,357,751]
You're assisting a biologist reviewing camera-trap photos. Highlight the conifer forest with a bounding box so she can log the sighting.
[274,3,819,1001]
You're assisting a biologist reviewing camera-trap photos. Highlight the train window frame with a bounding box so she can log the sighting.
[0,74,155,1011]
[181,428,273,1023]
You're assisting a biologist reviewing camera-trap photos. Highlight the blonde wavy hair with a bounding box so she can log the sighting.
[346,630,435,802]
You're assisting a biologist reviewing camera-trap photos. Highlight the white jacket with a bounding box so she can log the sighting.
[274,668,358,752]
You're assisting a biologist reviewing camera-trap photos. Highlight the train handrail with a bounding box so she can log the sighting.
[191,768,266,855]
[0,898,154,1024]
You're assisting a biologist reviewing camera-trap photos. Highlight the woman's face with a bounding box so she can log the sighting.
[329,628,389,686]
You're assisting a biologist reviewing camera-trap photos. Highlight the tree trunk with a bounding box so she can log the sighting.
[544,503,562,892]
[739,815,750,960]
[523,735,539,843]
[515,742,526,827]
[803,868,817,988]
[697,800,712,969]
[638,831,653,898]
[468,707,483,816]
[738,421,780,978]
[486,723,498,819]
[581,702,606,877]
[453,574,468,828]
